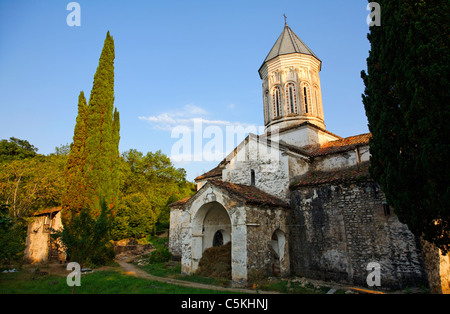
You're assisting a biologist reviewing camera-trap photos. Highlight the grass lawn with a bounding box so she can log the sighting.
[0,266,233,294]
[1,235,337,294]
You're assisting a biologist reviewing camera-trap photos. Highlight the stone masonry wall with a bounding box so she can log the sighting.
[246,206,289,279]
[289,181,429,290]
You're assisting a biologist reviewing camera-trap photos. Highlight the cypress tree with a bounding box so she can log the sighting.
[61,32,120,265]
[84,31,118,215]
[361,1,449,253]
[61,91,88,224]
[111,107,120,211]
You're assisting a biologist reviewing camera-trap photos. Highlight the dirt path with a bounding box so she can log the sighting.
[115,260,390,295]
[115,259,278,294]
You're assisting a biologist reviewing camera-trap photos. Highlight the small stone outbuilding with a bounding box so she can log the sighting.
[24,207,65,264]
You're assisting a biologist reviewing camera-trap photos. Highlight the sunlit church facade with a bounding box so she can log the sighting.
[169,23,449,293]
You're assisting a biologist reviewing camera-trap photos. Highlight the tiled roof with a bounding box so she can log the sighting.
[291,161,371,188]
[195,133,371,182]
[169,180,289,209]
[209,180,290,208]
[34,207,62,216]
[301,133,371,157]
[168,197,192,208]
[194,165,223,181]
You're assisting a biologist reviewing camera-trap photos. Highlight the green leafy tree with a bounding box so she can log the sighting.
[361,0,450,253]
[0,137,38,162]
[0,204,26,267]
[111,149,195,240]
[0,155,66,219]
[53,143,71,156]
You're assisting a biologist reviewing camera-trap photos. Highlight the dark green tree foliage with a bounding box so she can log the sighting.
[0,204,25,267]
[61,32,120,265]
[84,31,119,215]
[61,91,89,222]
[57,201,115,267]
[361,0,450,253]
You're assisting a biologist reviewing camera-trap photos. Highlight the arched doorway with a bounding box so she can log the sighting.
[271,229,286,277]
[213,230,224,247]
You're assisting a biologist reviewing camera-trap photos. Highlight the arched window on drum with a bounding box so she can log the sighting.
[272,86,282,118]
[301,82,312,115]
[285,82,298,114]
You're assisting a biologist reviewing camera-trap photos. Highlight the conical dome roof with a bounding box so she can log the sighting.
[262,25,320,65]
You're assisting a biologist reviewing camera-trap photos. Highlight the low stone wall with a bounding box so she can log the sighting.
[113,239,154,261]
[289,181,429,290]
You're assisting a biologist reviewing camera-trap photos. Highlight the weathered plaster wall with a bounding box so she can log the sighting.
[288,155,310,183]
[279,126,340,147]
[24,212,63,264]
[25,216,50,263]
[169,207,183,258]
[222,138,290,201]
[289,181,429,290]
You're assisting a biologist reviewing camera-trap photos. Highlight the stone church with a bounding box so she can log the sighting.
[169,24,449,292]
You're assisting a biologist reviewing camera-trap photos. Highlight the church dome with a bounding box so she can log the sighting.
[261,25,321,67]
[259,23,325,132]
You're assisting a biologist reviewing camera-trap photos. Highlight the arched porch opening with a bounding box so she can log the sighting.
[191,201,231,272]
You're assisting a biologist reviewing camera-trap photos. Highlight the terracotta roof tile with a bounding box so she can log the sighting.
[194,166,223,181]
[170,180,289,209]
[168,197,192,208]
[194,133,371,183]
[209,180,290,208]
[302,133,371,157]
[291,161,371,188]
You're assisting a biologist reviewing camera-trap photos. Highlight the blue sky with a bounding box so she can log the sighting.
[0,1,371,181]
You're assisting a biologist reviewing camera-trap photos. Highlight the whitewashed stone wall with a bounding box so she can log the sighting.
[222,136,290,201]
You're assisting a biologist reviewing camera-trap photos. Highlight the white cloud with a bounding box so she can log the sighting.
[139,104,259,132]
[184,104,208,116]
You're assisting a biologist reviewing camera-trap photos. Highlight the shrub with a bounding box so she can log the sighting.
[148,246,171,264]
